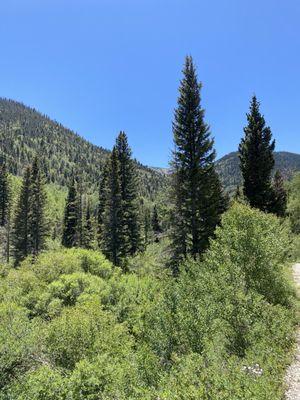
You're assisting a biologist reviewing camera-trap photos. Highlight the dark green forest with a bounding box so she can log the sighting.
[0,98,167,200]
[0,56,299,399]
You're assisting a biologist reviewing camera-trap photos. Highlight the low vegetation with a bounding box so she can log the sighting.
[0,204,296,399]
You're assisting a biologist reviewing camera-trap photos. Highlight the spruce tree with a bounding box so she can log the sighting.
[170,56,225,271]
[143,206,151,248]
[13,166,31,265]
[0,163,9,227]
[151,204,162,236]
[102,147,124,265]
[97,162,109,247]
[29,157,48,257]
[62,178,79,248]
[76,177,84,247]
[271,170,287,217]
[83,200,94,249]
[0,162,11,263]
[115,131,140,255]
[239,96,275,211]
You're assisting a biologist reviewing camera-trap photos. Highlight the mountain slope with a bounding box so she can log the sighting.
[216,151,300,192]
[0,98,166,199]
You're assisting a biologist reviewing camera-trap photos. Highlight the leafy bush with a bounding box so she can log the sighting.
[288,172,300,234]
[205,203,293,306]
[0,303,41,389]
[20,248,113,283]
[0,205,296,399]
[144,204,296,398]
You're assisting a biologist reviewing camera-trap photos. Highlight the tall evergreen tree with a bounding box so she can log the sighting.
[29,157,48,257]
[143,205,151,248]
[12,166,31,265]
[83,200,94,249]
[170,56,226,272]
[0,163,9,227]
[102,147,124,265]
[115,131,140,255]
[239,96,275,211]
[151,204,162,235]
[271,170,287,217]
[0,162,11,263]
[97,162,109,247]
[62,178,79,248]
[76,177,84,247]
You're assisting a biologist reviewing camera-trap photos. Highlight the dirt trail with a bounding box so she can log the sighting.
[285,263,300,400]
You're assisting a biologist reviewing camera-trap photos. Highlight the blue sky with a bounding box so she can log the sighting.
[1,0,300,167]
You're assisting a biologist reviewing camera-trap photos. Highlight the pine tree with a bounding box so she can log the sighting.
[170,56,226,272]
[0,163,9,227]
[29,157,48,257]
[115,131,140,255]
[239,96,275,211]
[12,166,31,265]
[0,162,11,263]
[143,206,151,248]
[62,178,79,248]
[102,147,124,265]
[97,162,109,247]
[271,170,287,217]
[151,204,162,236]
[76,177,84,247]
[83,200,94,249]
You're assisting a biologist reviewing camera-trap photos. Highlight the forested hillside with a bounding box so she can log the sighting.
[0,98,166,199]
[216,151,300,193]
[0,56,299,399]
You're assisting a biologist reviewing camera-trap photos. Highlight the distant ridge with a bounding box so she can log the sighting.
[0,98,298,196]
[216,151,300,192]
[0,98,166,199]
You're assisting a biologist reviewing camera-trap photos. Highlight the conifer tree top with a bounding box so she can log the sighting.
[172,55,215,170]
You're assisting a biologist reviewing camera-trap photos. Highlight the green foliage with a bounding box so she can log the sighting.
[270,170,287,217]
[288,172,300,234]
[12,166,31,264]
[0,206,296,399]
[205,203,293,305]
[216,151,300,194]
[0,163,9,226]
[144,204,295,398]
[116,131,140,255]
[239,96,275,211]
[170,56,226,271]
[151,204,162,237]
[100,133,141,266]
[0,98,166,199]
[102,147,124,265]
[292,235,300,261]
[29,157,48,256]
[62,178,79,248]
[0,303,38,388]
[12,159,48,264]
[82,201,96,249]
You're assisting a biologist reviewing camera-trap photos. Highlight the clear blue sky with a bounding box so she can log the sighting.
[1,0,300,167]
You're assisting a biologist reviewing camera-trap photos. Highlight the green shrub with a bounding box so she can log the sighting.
[20,248,113,283]
[44,300,131,369]
[287,172,300,234]
[0,204,296,399]
[0,303,40,389]
[205,202,293,306]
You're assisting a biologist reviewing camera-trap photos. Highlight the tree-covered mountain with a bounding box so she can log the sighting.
[216,151,300,193]
[1,98,299,197]
[0,98,166,199]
